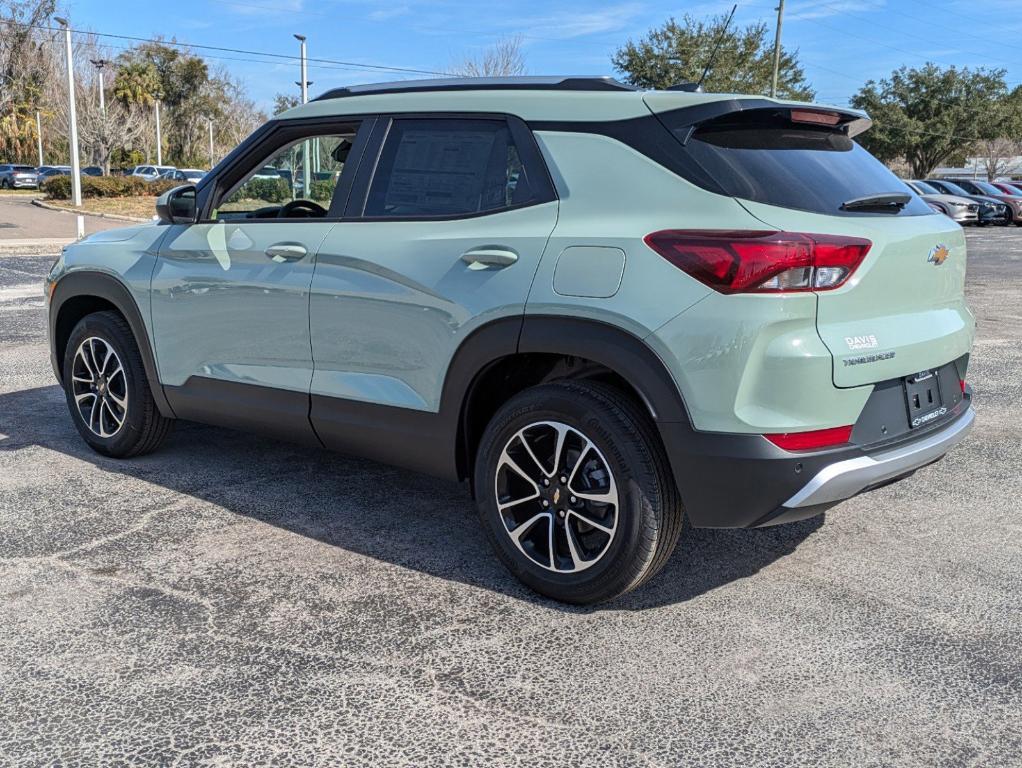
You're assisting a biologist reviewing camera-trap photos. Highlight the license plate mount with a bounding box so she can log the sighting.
[904,370,946,429]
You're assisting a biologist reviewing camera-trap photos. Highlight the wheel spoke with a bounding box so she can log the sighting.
[566,439,593,489]
[518,430,552,478]
[509,511,550,542]
[72,373,93,384]
[74,391,96,405]
[88,396,100,432]
[97,339,113,374]
[563,521,585,570]
[78,345,96,379]
[498,448,540,493]
[571,488,615,505]
[107,390,127,411]
[498,490,539,512]
[567,508,614,536]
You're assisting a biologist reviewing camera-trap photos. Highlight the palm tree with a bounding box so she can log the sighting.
[112,62,161,107]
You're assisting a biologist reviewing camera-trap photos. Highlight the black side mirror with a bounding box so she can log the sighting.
[156,184,197,224]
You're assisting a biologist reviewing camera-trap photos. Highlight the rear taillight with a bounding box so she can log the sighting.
[764,425,853,451]
[643,230,872,294]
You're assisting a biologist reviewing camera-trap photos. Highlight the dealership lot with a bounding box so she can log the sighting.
[0,229,1019,765]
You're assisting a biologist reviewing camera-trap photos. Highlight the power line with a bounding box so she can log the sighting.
[0,19,451,77]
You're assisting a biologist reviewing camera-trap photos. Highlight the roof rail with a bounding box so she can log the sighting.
[313,76,638,102]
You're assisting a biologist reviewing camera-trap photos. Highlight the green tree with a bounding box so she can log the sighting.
[612,14,813,100]
[112,61,162,107]
[0,0,56,162]
[850,64,1020,178]
[272,93,301,116]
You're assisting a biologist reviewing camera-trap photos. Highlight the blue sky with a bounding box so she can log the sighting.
[66,0,1022,112]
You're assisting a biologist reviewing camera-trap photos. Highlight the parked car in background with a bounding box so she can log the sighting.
[37,166,72,183]
[990,181,1022,196]
[926,179,1008,225]
[947,179,1022,226]
[82,166,103,177]
[130,165,177,182]
[159,168,206,183]
[906,180,978,225]
[46,76,976,604]
[0,164,39,189]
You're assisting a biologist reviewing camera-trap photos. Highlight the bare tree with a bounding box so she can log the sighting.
[977,137,1022,181]
[452,36,526,78]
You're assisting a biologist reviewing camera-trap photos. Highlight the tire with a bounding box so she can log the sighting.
[0,179,8,189]
[474,379,684,604]
[62,311,173,458]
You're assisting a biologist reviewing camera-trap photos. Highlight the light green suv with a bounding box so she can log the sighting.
[47,77,974,604]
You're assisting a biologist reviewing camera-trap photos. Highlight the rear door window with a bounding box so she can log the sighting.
[663,109,930,217]
[364,118,533,218]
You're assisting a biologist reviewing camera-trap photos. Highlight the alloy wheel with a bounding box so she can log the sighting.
[494,421,619,573]
[71,337,128,438]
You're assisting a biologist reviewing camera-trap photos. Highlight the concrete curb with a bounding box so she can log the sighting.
[31,198,149,224]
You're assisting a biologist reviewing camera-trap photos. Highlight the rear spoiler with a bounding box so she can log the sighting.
[645,96,872,141]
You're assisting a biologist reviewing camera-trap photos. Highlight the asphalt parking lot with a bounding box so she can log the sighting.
[1,228,1020,766]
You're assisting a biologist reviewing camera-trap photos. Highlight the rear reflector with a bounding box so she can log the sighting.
[960,379,967,394]
[764,425,853,451]
[644,230,871,294]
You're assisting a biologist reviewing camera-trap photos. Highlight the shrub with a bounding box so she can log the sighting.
[43,174,181,200]
[233,177,291,204]
[309,179,334,202]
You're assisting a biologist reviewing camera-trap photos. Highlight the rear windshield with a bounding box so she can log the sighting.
[663,109,930,216]
[912,180,940,194]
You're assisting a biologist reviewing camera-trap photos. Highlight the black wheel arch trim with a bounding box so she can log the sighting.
[49,270,175,418]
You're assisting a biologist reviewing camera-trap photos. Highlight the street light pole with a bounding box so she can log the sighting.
[155,100,162,166]
[208,117,215,169]
[294,34,311,198]
[770,0,786,98]
[54,17,82,209]
[90,59,107,115]
[35,111,43,167]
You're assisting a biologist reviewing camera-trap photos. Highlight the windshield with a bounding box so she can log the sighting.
[662,108,930,216]
[973,181,1005,196]
[912,180,939,194]
[939,181,972,197]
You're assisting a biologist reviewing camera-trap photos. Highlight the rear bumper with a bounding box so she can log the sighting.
[783,405,973,508]
[658,387,973,529]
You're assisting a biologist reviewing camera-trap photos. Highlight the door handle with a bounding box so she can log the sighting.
[265,243,308,263]
[460,247,518,269]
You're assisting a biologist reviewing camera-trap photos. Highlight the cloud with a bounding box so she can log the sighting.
[368,4,411,21]
[787,0,886,22]
[501,3,646,40]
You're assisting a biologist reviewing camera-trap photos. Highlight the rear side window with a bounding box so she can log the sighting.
[664,109,930,216]
[365,118,533,218]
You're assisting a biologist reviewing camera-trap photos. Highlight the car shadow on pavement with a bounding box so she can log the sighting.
[0,385,823,611]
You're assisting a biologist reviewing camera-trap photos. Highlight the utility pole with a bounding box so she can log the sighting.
[54,17,82,210]
[90,59,107,114]
[155,100,162,166]
[294,34,311,198]
[91,59,108,174]
[770,0,785,98]
[35,111,43,167]
[207,117,215,169]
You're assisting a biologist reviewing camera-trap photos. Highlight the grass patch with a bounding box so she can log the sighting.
[46,197,156,221]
